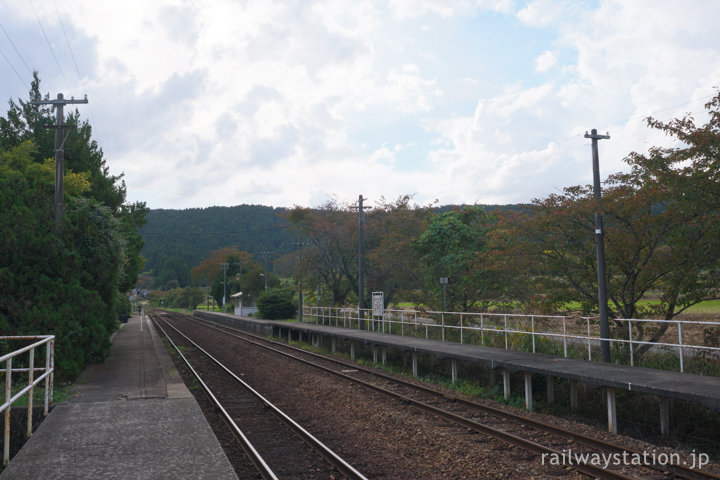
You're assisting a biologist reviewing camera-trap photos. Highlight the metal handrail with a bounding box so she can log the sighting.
[303,306,720,373]
[1,335,55,466]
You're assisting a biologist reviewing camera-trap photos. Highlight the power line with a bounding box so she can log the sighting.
[53,1,81,85]
[0,22,33,77]
[52,0,99,137]
[0,45,28,89]
[28,0,71,91]
[140,225,290,235]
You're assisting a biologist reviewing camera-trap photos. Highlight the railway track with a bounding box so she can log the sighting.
[148,311,367,480]
[168,311,720,480]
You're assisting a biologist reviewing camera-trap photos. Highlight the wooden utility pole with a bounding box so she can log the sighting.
[585,128,611,363]
[259,251,275,290]
[292,242,307,322]
[31,93,88,226]
[351,195,370,330]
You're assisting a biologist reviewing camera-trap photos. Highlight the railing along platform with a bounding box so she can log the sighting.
[0,335,55,466]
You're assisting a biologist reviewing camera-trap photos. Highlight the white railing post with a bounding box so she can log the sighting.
[563,317,567,357]
[460,315,464,344]
[44,341,50,415]
[441,312,445,342]
[628,320,634,367]
[587,318,592,361]
[531,316,536,353]
[504,315,508,350]
[49,338,55,413]
[480,314,484,345]
[678,321,684,373]
[27,347,34,438]
[4,357,11,466]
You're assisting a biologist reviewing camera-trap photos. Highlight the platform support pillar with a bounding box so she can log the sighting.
[350,343,355,361]
[381,348,387,365]
[503,369,511,400]
[570,381,578,409]
[412,352,418,377]
[331,338,336,353]
[659,398,670,437]
[524,373,533,410]
[288,328,292,343]
[372,347,378,363]
[451,359,458,384]
[606,388,617,434]
[546,376,554,404]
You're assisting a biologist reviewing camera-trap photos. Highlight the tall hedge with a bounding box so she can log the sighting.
[0,74,147,381]
[257,288,297,320]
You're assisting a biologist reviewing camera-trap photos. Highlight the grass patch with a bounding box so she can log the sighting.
[9,381,70,407]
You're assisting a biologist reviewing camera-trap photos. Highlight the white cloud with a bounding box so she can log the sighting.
[516,0,576,27]
[1,0,719,210]
[534,50,557,73]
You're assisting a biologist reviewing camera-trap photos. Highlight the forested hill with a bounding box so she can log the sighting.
[140,204,294,272]
[139,203,531,273]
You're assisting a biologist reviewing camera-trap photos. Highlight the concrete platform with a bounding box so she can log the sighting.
[0,315,238,480]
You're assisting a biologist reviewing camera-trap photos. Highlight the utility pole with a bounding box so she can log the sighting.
[220,261,243,307]
[585,128,612,363]
[259,251,275,290]
[221,262,229,307]
[292,242,307,322]
[351,195,370,330]
[30,93,88,226]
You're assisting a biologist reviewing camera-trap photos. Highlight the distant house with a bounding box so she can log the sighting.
[230,291,258,317]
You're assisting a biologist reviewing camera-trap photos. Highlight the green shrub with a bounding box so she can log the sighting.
[257,288,297,320]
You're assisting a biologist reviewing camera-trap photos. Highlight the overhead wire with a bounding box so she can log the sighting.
[52,0,100,138]
[53,0,81,86]
[140,225,291,236]
[28,0,71,92]
[0,22,33,78]
[0,45,29,89]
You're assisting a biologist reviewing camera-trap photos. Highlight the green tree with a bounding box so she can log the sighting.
[488,91,720,359]
[208,252,263,307]
[285,202,357,306]
[154,255,191,290]
[414,206,496,311]
[365,195,433,306]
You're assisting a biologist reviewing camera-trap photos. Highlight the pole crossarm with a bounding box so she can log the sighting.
[28,93,89,226]
[584,131,610,140]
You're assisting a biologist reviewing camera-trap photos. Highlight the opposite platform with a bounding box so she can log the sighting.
[196,310,720,413]
[0,314,238,480]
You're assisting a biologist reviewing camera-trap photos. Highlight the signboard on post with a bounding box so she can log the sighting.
[372,291,384,332]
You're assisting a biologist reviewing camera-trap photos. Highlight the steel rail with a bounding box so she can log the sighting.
[155,312,368,480]
[178,314,635,480]
[228,326,720,480]
[189,313,720,480]
[148,313,278,480]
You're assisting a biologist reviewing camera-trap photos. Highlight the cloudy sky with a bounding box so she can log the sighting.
[1,0,719,210]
